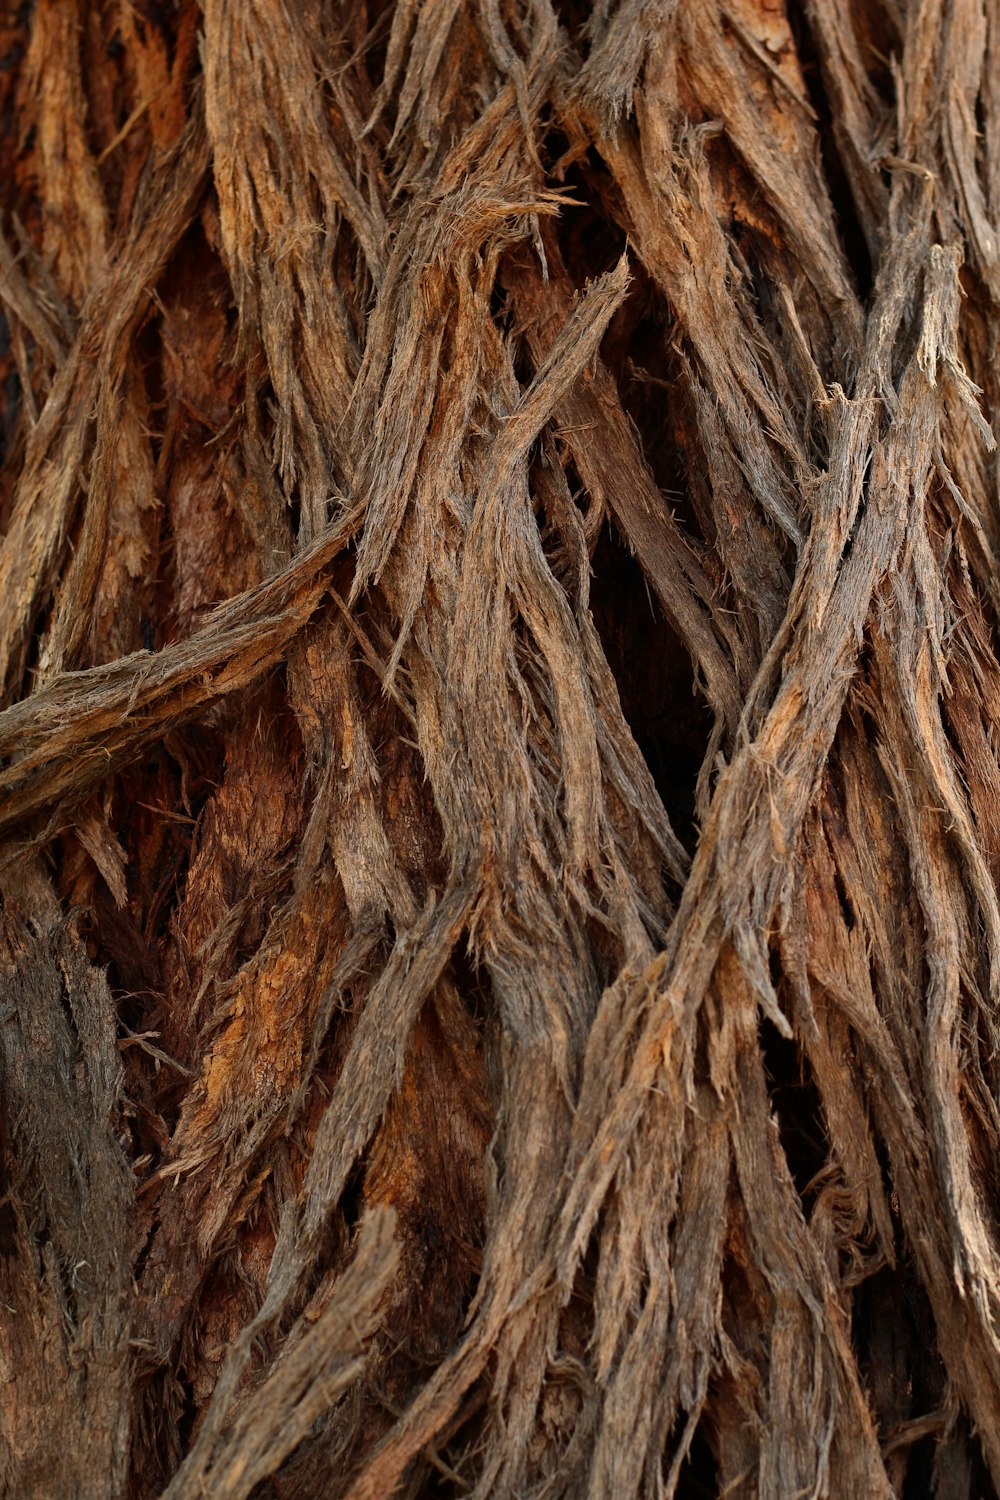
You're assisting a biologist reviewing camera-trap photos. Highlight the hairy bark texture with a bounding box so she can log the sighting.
[2,1,1000,1495]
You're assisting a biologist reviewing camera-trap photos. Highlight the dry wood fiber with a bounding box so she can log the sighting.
[1,0,1000,1496]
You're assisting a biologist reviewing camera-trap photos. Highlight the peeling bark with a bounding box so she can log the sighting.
[2,1,1000,1496]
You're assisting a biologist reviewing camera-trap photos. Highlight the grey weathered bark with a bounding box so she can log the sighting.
[2,1,1000,1496]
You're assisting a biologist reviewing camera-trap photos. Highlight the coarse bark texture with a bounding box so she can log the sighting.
[2,0,1000,1495]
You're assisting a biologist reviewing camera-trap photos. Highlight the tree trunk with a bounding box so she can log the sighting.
[2,0,999,1495]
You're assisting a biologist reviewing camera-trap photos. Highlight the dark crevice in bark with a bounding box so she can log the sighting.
[0,1193,17,1259]
[673,1421,720,1499]
[853,1256,949,1497]
[556,149,631,288]
[589,520,710,852]
[0,308,17,472]
[786,0,875,305]
[759,1016,830,1209]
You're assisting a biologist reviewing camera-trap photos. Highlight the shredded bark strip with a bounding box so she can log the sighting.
[2,1,1000,1495]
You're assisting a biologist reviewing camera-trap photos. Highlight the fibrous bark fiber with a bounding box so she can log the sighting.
[1,0,1000,1496]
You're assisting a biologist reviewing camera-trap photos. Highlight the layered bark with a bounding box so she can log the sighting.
[2,1,1000,1495]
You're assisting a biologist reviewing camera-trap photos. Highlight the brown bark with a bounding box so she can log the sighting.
[1,1,1000,1496]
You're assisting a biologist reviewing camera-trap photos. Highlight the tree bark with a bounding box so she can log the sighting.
[2,1,999,1495]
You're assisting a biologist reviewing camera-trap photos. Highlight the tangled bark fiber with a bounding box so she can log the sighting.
[3,0,1000,1494]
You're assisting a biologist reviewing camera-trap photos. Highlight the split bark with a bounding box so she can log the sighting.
[2,1,1000,1496]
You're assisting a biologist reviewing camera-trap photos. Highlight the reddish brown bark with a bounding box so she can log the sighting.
[2,2,1000,1496]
